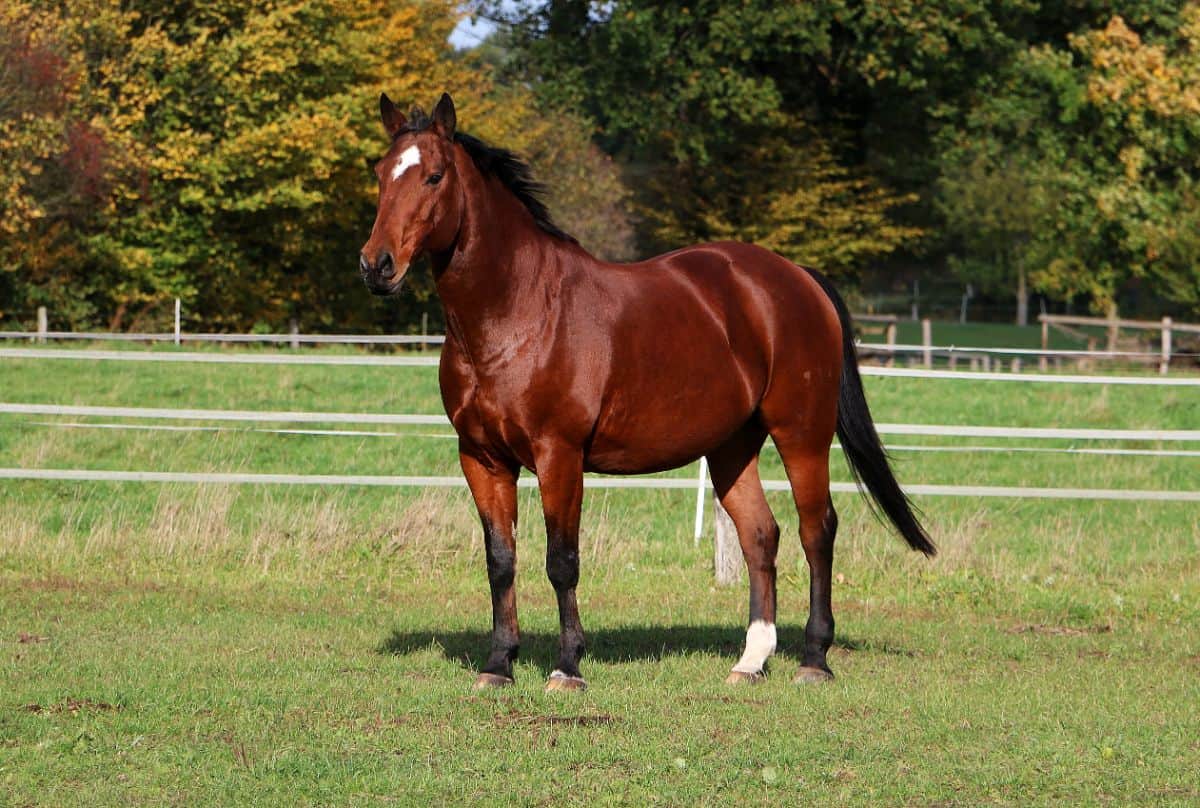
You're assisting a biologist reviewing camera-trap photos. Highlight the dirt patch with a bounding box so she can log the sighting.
[1007,623,1112,637]
[19,575,84,593]
[17,575,164,596]
[17,633,48,644]
[493,712,617,728]
[22,698,119,715]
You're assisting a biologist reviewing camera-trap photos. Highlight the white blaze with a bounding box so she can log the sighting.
[731,620,777,674]
[390,145,421,181]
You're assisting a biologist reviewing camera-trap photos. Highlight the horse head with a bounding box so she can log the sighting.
[359,92,463,296]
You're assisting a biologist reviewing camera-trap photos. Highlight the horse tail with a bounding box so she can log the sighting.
[803,267,937,557]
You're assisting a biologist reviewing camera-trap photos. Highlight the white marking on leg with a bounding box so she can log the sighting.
[731,619,776,674]
[390,145,421,181]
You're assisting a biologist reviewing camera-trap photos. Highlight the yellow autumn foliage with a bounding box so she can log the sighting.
[0,0,632,330]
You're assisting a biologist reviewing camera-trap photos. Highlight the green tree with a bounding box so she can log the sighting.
[483,0,1197,313]
[1,0,634,331]
[938,7,1200,318]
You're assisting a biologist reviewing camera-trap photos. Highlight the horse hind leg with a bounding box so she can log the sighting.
[773,437,839,683]
[705,424,780,684]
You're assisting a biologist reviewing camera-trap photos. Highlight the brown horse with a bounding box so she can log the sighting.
[360,93,935,692]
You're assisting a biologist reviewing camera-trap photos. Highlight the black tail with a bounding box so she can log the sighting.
[803,268,936,557]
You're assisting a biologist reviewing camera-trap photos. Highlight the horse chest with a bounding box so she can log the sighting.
[441,363,541,467]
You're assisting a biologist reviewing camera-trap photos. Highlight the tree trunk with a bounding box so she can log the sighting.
[1015,264,1028,327]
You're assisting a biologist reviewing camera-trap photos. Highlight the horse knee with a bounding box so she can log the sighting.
[545,544,579,591]
[483,530,516,590]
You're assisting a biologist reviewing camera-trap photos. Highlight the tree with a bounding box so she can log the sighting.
[1,0,635,331]
[484,2,928,273]
[937,7,1200,318]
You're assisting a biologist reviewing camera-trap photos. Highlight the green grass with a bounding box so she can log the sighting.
[886,319,1151,351]
[2,351,1199,805]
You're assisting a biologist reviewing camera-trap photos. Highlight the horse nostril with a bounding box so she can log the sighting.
[359,253,371,275]
[378,251,396,279]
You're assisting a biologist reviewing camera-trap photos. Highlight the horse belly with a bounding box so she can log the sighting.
[585,358,758,475]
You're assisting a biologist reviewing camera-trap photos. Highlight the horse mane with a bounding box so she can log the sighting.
[396,107,578,244]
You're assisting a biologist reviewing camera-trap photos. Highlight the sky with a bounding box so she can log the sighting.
[449,13,498,49]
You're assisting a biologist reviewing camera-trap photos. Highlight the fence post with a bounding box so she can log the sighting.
[36,307,47,344]
[713,498,742,586]
[1160,317,1172,375]
[886,321,896,368]
[174,298,181,346]
[421,312,429,352]
[1040,318,1049,372]
[289,318,300,350]
[693,457,708,547]
[921,318,932,368]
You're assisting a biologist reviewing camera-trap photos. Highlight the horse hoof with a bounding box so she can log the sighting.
[473,672,514,690]
[545,670,587,692]
[725,670,766,685]
[793,666,835,684]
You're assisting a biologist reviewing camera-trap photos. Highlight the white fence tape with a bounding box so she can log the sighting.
[1,467,1197,501]
[0,327,1188,357]
[3,345,1196,384]
[857,366,1200,386]
[27,421,457,439]
[0,331,444,345]
[6,420,1198,457]
[0,348,439,366]
[873,423,1200,441]
[2,402,1196,442]
[7,420,1199,457]
[0,402,447,425]
[858,341,1197,359]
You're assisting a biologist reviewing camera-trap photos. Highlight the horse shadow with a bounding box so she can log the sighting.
[378,625,914,675]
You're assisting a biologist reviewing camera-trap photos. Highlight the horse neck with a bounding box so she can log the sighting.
[434,151,583,365]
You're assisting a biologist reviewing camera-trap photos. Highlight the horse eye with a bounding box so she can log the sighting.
[426,172,444,186]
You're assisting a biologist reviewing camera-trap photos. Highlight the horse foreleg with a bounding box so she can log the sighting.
[534,447,588,692]
[460,450,521,688]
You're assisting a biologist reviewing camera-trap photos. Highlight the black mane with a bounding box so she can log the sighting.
[396,108,577,244]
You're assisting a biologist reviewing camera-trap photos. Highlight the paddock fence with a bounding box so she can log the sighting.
[2,335,1196,583]
[6,304,1200,374]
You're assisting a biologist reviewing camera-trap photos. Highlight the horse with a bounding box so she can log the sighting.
[360,92,935,692]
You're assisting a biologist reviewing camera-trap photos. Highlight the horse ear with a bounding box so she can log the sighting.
[432,93,456,140]
[380,92,406,138]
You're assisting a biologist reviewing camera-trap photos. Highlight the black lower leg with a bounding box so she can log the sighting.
[802,502,838,671]
[546,540,585,678]
[745,521,780,626]
[481,520,519,678]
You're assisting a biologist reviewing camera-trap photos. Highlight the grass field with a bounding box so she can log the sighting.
[2,349,1198,805]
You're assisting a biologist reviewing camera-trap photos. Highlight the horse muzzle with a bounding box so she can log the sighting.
[359,250,408,296]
